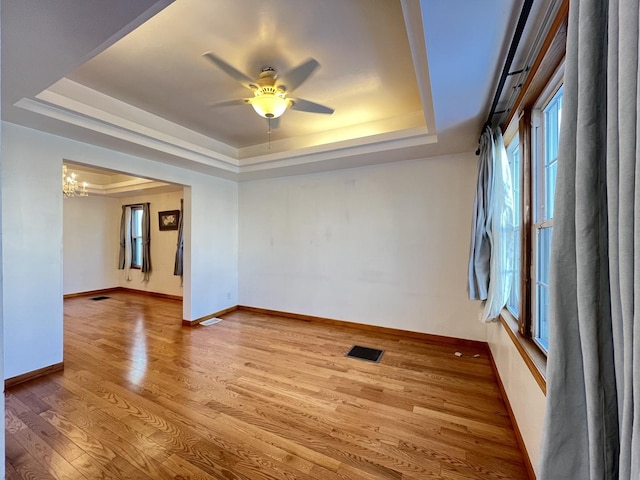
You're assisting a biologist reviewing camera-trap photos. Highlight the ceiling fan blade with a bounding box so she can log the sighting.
[210,98,250,108]
[278,58,320,93]
[289,98,334,115]
[203,52,255,89]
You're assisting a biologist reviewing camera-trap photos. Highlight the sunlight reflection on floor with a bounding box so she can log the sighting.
[128,317,148,384]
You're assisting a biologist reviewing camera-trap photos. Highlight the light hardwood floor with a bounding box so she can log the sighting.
[5,292,529,479]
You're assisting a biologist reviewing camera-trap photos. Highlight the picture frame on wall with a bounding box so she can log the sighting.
[158,210,180,231]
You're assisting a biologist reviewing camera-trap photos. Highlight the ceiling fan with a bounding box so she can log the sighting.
[203,52,334,122]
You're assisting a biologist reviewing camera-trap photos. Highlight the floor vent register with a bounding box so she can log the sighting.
[345,345,384,363]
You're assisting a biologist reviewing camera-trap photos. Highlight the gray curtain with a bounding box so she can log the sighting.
[141,202,151,281]
[118,205,126,269]
[539,0,639,478]
[467,125,493,301]
[174,198,184,276]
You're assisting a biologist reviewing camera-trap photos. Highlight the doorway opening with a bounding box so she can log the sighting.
[62,161,187,315]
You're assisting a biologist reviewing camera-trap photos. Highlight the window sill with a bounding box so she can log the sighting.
[499,309,547,395]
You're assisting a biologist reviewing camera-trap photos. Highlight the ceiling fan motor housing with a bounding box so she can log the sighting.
[251,67,289,118]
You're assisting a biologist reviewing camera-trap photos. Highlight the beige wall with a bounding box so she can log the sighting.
[117,190,184,297]
[63,194,120,294]
[487,321,546,476]
[63,190,185,298]
[2,122,239,380]
[240,152,486,341]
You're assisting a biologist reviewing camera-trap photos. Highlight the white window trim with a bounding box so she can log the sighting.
[530,67,564,353]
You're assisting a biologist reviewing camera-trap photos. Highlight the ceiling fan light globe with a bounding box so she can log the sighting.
[251,94,288,119]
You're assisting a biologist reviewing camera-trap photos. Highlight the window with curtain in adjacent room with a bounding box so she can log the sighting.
[131,205,143,269]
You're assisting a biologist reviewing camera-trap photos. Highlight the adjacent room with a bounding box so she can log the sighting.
[62,163,185,301]
[4,0,637,479]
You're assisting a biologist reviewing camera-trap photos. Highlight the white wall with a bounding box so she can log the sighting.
[187,180,239,319]
[2,125,64,379]
[117,190,184,297]
[63,195,120,294]
[2,122,238,379]
[0,10,5,470]
[239,152,485,341]
[63,190,186,297]
[488,322,546,476]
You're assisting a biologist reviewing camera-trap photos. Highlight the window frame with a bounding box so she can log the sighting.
[531,80,563,353]
[502,60,565,357]
[130,205,143,269]
[492,0,568,390]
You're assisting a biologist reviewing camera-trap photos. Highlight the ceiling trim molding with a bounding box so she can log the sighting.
[87,178,179,197]
[237,111,428,160]
[16,97,240,173]
[19,83,438,177]
[39,79,433,163]
[41,78,238,158]
[239,127,437,173]
[401,0,437,134]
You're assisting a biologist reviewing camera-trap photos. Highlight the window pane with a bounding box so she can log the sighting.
[532,85,562,354]
[546,160,557,219]
[130,207,144,268]
[506,139,521,315]
[508,226,521,315]
[543,87,562,220]
[132,209,143,237]
[535,226,553,352]
[136,239,143,267]
[536,283,550,352]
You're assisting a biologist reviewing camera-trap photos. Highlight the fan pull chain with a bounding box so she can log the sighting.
[267,118,272,149]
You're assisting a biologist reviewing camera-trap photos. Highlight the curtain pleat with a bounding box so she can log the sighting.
[482,128,514,321]
[141,202,151,282]
[468,126,493,301]
[617,0,639,476]
[539,0,640,477]
[174,198,184,277]
[467,126,514,321]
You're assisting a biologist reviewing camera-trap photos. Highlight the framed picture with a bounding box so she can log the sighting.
[158,210,180,231]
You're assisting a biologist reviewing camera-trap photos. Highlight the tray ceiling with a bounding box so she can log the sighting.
[2,0,537,180]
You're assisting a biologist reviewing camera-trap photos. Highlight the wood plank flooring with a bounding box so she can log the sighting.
[5,292,529,479]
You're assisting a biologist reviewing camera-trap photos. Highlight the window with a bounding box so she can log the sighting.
[531,86,563,352]
[506,137,521,316]
[492,1,567,376]
[501,65,564,358]
[131,206,143,269]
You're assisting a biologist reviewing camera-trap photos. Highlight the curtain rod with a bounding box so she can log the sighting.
[477,0,534,153]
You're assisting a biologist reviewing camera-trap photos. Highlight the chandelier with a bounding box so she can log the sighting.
[62,165,88,198]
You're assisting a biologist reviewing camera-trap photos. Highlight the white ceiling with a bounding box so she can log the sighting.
[2,0,554,181]
[64,161,182,198]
